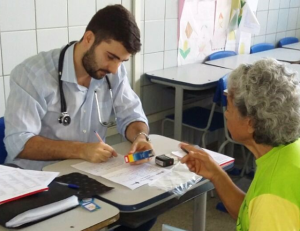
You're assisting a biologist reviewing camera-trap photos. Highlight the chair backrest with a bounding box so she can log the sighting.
[278,37,299,47]
[250,43,275,53]
[0,117,7,164]
[207,51,237,61]
[213,73,229,107]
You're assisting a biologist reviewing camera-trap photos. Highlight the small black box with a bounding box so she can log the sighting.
[155,154,174,167]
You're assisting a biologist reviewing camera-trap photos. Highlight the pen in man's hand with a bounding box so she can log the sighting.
[94,131,103,142]
[56,182,79,189]
[94,130,117,157]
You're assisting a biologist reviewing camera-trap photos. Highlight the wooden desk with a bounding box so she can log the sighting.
[44,135,234,231]
[0,199,119,231]
[146,64,231,140]
[283,42,300,51]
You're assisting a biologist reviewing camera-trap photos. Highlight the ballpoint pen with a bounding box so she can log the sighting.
[56,182,79,189]
[94,131,103,142]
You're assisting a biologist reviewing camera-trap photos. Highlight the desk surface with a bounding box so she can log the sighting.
[44,135,233,212]
[146,63,231,88]
[251,48,300,62]
[283,42,300,50]
[205,53,261,70]
[0,199,119,231]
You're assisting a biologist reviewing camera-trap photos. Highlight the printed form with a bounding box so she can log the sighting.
[0,165,59,204]
[72,156,171,190]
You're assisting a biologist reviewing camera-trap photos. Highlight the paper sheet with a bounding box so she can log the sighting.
[72,156,171,190]
[171,148,234,166]
[0,166,59,204]
[239,3,260,35]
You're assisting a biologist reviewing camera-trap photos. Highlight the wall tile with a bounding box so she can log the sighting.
[1,31,37,75]
[296,29,300,40]
[0,0,35,31]
[166,0,178,19]
[287,8,299,30]
[277,9,289,32]
[140,21,144,54]
[276,31,286,42]
[142,84,174,114]
[265,33,277,45]
[141,0,145,20]
[253,35,266,44]
[257,0,270,11]
[0,77,5,117]
[0,46,2,76]
[269,0,281,9]
[144,21,164,53]
[296,29,300,39]
[290,0,300,7]
[97,0,121,10]
[280,0,290,8]
[69,26,86,42]
[165,19,178,50]
[68,0,95,26]
[286,30,296,37]
[266,10,279,33]
[164,50,178,69]
[36,0,67,28]
[145,0,165,20]
[298,9,300,28]
[144,52,164,73]
[37,28,68,52]
[4,76,10,101]
[256,11,268,35]
[122,0,132,11]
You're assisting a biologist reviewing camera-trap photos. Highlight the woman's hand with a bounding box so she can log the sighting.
[180,143,223,181]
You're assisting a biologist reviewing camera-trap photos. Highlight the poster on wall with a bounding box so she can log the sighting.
[178,0,260,66]
[178,0,231,66]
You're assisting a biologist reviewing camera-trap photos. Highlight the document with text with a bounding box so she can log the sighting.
[0,165,59,204]
[72,156,171,190]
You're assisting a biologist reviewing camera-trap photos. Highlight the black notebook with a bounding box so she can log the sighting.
[55,172,114,200]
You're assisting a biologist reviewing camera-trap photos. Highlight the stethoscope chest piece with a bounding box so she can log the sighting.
[58,112,71,126]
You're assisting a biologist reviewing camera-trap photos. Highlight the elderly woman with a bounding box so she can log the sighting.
[181,58,300,231]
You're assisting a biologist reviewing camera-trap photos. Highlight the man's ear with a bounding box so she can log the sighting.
[247,118,255,134]
[82,31,95,49]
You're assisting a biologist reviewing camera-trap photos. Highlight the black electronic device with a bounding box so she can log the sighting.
[155,154,174,167]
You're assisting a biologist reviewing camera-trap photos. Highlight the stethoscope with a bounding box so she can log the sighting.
[58,41,117,127]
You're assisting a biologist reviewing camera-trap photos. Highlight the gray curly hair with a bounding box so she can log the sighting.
[227,58,300,146]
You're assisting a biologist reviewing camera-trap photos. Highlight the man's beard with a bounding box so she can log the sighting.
[82,46,110,80]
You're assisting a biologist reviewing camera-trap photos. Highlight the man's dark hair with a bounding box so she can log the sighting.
[85,4,141,54]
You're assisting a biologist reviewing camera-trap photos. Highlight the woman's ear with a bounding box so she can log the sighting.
[247,118,255,134]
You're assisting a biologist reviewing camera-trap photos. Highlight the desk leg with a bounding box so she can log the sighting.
[193,192,207,231]
[174,86,183,140]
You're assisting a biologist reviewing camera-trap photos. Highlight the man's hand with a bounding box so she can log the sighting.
[128,137,153,165]
[179,143,223,182]
[80,142,117,163]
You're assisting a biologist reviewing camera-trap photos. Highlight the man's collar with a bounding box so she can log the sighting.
[61,42,77,84]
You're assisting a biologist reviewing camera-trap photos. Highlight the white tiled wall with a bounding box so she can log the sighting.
[253,0,300,46]
[0,0,132,117]
[140,0,300,117]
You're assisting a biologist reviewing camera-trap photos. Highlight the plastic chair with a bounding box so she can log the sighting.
[278,37,299,47]
[207,51,237,61]
[250,43,275,53]
[162,74,231,149]
[0,117,7,164]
